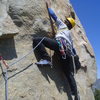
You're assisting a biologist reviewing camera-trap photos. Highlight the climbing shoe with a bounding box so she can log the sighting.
[35,59,52,66]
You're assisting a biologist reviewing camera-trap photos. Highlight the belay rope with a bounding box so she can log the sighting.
[0,37,45,100]
[71,53,80,100]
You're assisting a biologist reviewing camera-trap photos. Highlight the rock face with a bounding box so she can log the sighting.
[0,0,97,100]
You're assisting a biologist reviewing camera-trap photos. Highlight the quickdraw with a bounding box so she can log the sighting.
[56,37,72,59]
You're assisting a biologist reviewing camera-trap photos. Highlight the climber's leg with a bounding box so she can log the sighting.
[61,56,80,100]
[66,72,77,95]
[33,37,59,65]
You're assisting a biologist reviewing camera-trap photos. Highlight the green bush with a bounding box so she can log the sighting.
[94,89,100,100]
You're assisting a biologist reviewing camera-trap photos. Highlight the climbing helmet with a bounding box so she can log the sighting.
[66,17,75,28]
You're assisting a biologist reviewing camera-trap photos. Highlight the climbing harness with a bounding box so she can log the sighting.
[56,38,66,59]
[56,37,72,59]
[56,37,78,74]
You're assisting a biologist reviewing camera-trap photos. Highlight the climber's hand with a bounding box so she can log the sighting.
[45,0,51,8]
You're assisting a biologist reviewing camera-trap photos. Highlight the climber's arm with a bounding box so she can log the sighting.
[48,8,58,21]
[45,0,67,28]
[45,0,57,21]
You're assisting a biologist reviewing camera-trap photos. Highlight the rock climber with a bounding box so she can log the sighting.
[33,0,80,100]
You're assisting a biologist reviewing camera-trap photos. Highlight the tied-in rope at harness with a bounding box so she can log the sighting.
[0,37,45,100]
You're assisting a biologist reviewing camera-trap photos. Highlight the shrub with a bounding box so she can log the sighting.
[94,89,100,100]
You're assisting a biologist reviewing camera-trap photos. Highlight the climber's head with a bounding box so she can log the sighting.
[64,17,75,30]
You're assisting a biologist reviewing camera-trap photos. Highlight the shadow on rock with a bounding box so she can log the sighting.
[0,37,17,60]
[34,49,73,100]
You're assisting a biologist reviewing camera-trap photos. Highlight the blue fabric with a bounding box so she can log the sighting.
[48,8,57,21]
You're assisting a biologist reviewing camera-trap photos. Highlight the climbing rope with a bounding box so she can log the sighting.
[71,55,77,74]
[71,55,80,100]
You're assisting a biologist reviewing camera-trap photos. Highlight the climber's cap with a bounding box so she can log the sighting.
[66,17,75,28]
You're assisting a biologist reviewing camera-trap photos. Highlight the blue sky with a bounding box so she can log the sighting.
[70,0,100,78]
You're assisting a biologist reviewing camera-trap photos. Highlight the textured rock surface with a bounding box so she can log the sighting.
[0,0,19,38]
[0,0,97,100]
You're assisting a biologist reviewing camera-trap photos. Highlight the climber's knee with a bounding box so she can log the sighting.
[33,38,38,43]
[33,37,43,47]
[33,38,39,46]
[33,38,39,45]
